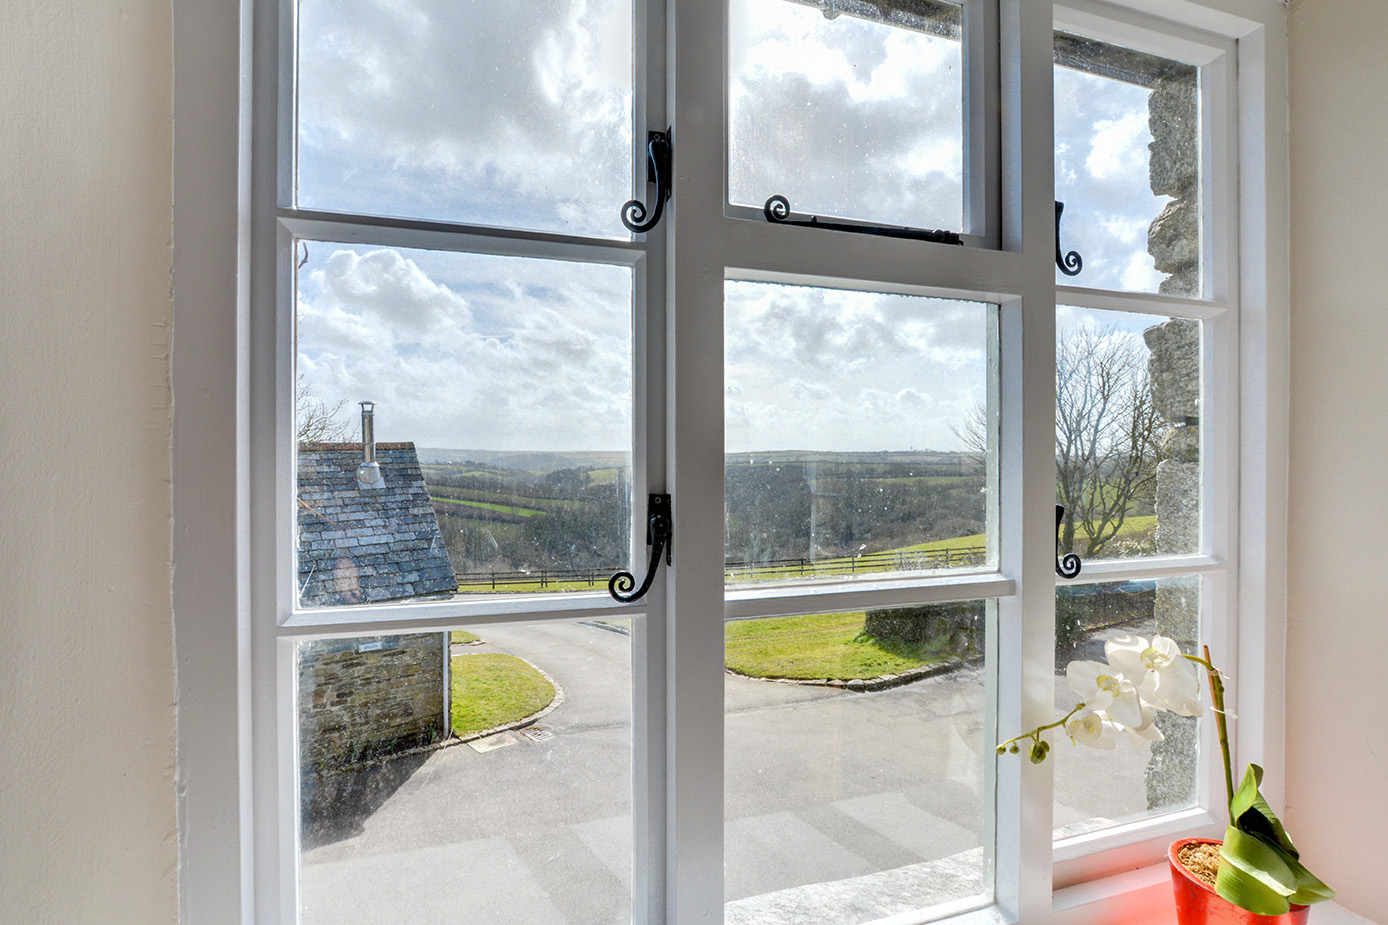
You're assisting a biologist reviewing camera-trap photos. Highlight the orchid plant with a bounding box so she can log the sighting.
[999,635,1334,916]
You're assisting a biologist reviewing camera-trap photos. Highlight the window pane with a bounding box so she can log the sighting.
[1053,577,1201,837]
[729,0,964,231]
[295,244,632,606]
[1056,306,1201,562]
[296,0,633,238]
[725,281,995,586]
[1054,32,1201,296]
[299,621,633,923]
[725,603,992,921]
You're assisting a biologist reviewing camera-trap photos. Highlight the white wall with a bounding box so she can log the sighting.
[0,3,177,921]
[1287,1,1388,922]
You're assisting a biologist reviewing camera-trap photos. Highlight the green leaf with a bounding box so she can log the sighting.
[1216,826,1297,915]
[1230,764,1300,859]
[1216,860,1294,916]
[1282,850,1336,905]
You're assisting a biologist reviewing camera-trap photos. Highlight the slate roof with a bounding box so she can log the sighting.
[297,442,458,605]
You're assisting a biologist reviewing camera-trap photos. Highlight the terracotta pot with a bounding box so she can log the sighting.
[1170,838,1310,925]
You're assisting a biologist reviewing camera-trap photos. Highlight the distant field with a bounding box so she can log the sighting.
[431,496,544,518]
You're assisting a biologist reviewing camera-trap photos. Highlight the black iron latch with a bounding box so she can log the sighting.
[620,130,673,234]
[608,494,672,603]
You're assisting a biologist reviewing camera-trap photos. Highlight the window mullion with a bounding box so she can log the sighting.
[996,0,1062,921]
[664,0,730,919]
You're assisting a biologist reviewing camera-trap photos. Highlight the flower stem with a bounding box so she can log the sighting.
[1185,646,1234,816]
[998,701,1088,754]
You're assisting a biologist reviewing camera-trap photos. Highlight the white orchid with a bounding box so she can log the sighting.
[1105,633,1204,717]
[1065,658,1146,728]
[1114,703,1166,747]
[1065,709,1115,750]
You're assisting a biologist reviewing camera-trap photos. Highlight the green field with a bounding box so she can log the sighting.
[431,496,545,517]
[725,611,950,680]
[450,653,555,737]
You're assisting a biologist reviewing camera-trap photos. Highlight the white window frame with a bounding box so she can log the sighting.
[170,0,1291,922]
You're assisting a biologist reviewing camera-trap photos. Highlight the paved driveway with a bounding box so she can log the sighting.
[301,621,1156,924]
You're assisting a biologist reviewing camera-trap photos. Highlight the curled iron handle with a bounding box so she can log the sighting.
[1055,201,1083,276]
[1055,504,1082,578]
[621,130,673,234]
[608,494,672,603]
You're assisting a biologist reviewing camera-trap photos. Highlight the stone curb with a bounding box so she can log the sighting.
[726,656,979,692]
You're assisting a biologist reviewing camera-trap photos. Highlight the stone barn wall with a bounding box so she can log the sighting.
[299,634,447,825]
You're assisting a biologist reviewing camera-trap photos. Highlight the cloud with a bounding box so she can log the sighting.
[1055,65,1181,293]
[296,0,633,237]
[725,281,990,452]
[728,1,964,230]
[297,245,633,450]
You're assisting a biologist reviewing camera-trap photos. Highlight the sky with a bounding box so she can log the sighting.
[294,0,1193,454]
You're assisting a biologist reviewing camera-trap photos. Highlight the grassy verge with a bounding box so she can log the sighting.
[450,653,555,737]
[450,629,481,645]
[724,611,950,680]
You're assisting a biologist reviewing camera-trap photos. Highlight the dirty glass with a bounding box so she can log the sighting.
[724,601,992,921]
[729,0,965,232]
[724,279,996,587]
[296,0,634,238]
[1055,305,1202,563]
[1052,577,1202,839]
[294,242,633,607]
[1054,31,1202,295]
[298,620,633,923]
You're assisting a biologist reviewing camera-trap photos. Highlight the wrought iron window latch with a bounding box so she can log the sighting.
[1055,200,1083,276]
[1055,503,1082,578]
[762,195,963,245]
[621,130,673,234]
[608,494,673,603]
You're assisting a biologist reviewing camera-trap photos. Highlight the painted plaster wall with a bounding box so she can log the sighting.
[1287,1,1388,921]
[0,3,177,922]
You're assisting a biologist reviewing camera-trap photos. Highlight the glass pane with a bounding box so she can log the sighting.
[1053,578,1202,838]
[725,603,992,921]
[295,243,632,606]
[299,621,633,923]
[296,0,633,238]
[729,0,964,231]
[1054,32,1201,296]
[725,281,995,586]
[1056,306,1201,562]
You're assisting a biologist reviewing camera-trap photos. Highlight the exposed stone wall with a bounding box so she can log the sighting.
[1148,65,1200,298]
[863,601,985,659]
[299,634,448,824]
[1143,63,1202,808]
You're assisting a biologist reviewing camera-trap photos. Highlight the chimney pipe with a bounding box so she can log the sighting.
[356,401,385,489]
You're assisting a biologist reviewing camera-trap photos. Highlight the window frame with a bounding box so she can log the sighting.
[169,0,1293,922]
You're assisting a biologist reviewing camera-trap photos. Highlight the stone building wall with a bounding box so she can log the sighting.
[299,634,448,823]
[1143,62,1203,809]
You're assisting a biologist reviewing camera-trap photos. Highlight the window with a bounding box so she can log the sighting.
[170,0,1291,922]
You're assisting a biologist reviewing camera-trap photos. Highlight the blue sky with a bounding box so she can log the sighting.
[295,0,1188,453]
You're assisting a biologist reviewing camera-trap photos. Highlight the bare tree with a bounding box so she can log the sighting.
[296,375,353,444]
[953,324,1161,557]
[1055,325,1160,557]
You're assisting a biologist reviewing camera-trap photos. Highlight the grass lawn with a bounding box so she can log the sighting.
[450,629,481,645]
[724,611,950,680]
[450,653,555,737]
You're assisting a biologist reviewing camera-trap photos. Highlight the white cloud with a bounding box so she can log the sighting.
[297,245,632,450]
[725,281,990,453]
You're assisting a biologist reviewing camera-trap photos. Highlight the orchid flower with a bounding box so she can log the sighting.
[1064,709,1115,749]
[1065,659,1145,727]
[1106,633,1204,717]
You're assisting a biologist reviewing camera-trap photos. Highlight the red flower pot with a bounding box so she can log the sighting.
[1170,838,1310,925]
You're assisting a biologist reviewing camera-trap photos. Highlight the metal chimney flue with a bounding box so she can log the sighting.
[356,401,386,489]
